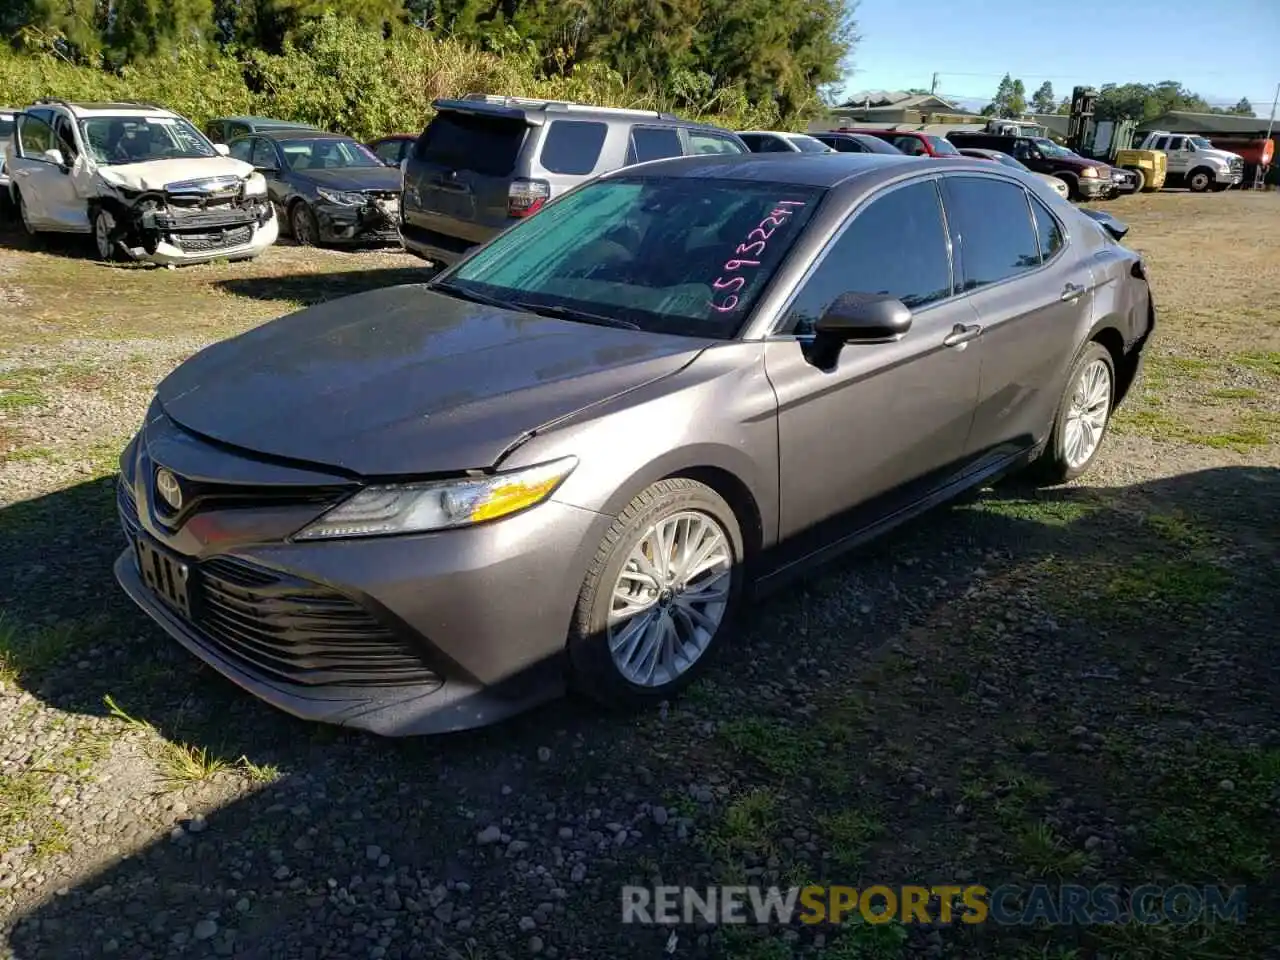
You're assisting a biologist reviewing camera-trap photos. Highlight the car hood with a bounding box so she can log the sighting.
[295,166,403,193]
[155,286,707,476]
[98,156,254,192]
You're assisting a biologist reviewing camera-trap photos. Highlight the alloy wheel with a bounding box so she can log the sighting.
[1063,358,1111,469]
[607,510,732,688]
[292,205,316,245]
[93,209,117,260]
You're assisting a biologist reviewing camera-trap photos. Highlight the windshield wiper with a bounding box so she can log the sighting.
[430,280,520,311]
[510,300,641,330]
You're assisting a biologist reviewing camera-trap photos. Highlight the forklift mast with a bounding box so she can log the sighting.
[1066,85,1098,154]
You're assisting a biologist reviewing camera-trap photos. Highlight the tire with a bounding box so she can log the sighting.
[14,189,39,239]
[1030,342,1116,485]
[1126,167,1146,193]
[1187,167,1213,193]
[90,206,119,262]
[567,478,745,708]
[290,202,320,246]
[1056,173,1080,201]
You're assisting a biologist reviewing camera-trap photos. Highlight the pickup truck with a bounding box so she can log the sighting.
[1135,131,1243,192]
[945,132,1123,201]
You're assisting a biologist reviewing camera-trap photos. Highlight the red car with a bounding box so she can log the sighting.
[366,133,417,167]
[834,128,964,159]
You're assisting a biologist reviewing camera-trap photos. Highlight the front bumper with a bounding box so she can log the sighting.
[315,198,403,245]
[1214,169,1243,186]
[141,213,278,266]
[1077,177,1114,199]
[113,430,606,735]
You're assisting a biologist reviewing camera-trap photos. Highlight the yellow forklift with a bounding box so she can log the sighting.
[1067,86,1167,192]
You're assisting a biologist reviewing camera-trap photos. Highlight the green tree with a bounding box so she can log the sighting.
[1227,97,1253,116]
[1030,80,1055,114]
[983,73,1027,118]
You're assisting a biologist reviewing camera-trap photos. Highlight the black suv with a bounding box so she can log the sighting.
[399,95,750,266]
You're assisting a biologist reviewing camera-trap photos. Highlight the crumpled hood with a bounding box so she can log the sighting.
[155,285,709,476]
[99,156,254,192]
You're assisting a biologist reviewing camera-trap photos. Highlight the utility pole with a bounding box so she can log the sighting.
[930,72,939,95]
[1262,82,1279,190]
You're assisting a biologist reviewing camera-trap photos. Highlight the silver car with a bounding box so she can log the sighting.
[116,153,1155,735]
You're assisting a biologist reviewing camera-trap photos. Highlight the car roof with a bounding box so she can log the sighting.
[431,96,738,134]
[254,130,355,142]
[600,152,982,188]
[40,102,180,118]
[218,116,317,127]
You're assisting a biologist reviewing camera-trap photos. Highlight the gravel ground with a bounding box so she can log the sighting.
[0,193,1277,960]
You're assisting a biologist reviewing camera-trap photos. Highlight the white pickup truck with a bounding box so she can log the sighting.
[1136,131,1243,192]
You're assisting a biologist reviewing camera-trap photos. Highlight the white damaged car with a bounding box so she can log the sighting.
[5,99,278,265]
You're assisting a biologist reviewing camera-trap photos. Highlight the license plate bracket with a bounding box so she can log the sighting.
[136,535,194,619]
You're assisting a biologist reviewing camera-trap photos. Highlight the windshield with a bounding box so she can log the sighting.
[442,176,825,339]
[926,136,960,156]
[1033,138,1073,158]
[81,115,217,165]
[279,138,383,171]
[1189,137,1215,150]
[787,135,833,153]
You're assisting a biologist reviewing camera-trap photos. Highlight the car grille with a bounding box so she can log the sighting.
[174,225,253,252]
[117,481,442,690]
[197,558,443,689]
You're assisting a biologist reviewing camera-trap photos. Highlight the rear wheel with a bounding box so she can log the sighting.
[568,478,745,707]
[1030,342,1116,484]
[1126,167,1146,193]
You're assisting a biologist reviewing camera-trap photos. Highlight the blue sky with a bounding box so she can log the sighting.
[843,0,1279,117]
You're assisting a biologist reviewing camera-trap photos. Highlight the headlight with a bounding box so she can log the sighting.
[317,188,365,206]
[1081,167,1099,179]
[294,456,578,540]
[243,173,267,197]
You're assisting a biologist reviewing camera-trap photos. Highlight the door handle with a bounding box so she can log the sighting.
[1061,282,1086,302]
[943,323,982,347]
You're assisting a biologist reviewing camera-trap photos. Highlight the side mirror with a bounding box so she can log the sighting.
[214,143,231,156]
[42,147,66,167]
[810,293,912,366]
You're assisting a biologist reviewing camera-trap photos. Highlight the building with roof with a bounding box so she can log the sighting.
[1136,110,1274,138]
[810,90,983,131]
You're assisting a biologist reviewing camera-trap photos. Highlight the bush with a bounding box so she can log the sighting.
[0,16,782,138]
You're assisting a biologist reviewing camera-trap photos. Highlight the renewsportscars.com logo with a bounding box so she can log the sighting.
[621,884,1248,927]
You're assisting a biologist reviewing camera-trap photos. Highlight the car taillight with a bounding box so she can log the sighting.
[508,179,550,218]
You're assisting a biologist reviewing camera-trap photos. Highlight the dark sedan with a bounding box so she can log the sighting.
[227,131,402,246]
[812,131,905,155]
[115,153,1154,735]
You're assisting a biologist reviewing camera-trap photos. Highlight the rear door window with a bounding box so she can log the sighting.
[373,139,403,165]
[942,176,1041,290]
[415,111,529,177]
[627,126,683,165]
[687,131,746,155]
[539,119,608,175]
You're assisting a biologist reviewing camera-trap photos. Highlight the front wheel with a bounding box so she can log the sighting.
[1127,168,1146,193]
[91,206,120,262]
[291,202,320,246]
[15,189,39,239]
[1187,168,1213,193]
[1031,342,1116,485]
[568,478,745,707]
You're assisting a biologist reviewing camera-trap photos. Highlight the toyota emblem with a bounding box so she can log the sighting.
[155,468,183,512]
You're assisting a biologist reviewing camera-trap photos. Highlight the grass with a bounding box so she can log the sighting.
[1016,821,1095,878]
[817,809,885,872]
[103,694,278,790]
[0,615,106,686]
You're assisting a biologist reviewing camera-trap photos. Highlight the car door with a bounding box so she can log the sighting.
[249,138,290,218]
[939,174,1095,458]
[8,111,72,227]
[763,176,983,558]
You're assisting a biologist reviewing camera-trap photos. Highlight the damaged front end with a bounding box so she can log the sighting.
[313,189,402,244]
[101,174,278,265]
